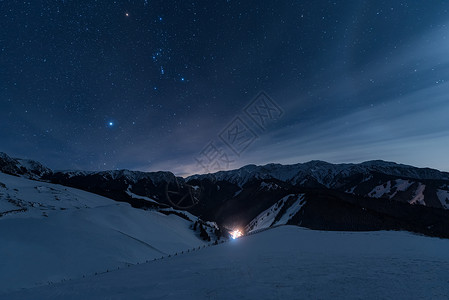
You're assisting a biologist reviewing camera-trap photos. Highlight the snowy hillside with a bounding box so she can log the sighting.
[246,194,305,232]
[3,226,449,299]
[0,172,208,292]
[49,167,180,210]
[0,152,52,179]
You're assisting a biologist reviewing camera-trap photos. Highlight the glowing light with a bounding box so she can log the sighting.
[230,229,243,239]
[125,12,129,17]
[108,121,114,127]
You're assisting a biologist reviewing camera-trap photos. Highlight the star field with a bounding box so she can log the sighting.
[1,1,449,175]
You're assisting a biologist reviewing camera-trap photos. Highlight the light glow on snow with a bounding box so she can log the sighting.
[230,229,243,239]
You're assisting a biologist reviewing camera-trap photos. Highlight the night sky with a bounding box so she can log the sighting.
[1,1,449,175]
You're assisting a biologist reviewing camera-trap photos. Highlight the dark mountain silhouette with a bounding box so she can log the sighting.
[2,152,449,238]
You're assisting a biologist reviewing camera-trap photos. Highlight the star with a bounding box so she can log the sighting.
[125,12,130,17]
[108,121,114,127]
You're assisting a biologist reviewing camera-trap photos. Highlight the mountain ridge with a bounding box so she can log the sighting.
[3,151,449,239]
[3,151,449,182]
[187,159,449,186]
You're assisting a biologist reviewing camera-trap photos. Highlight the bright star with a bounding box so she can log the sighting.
[125,12,129,17]
[108,121,114,127]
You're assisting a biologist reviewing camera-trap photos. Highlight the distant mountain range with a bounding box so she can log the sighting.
[2,152,449,238]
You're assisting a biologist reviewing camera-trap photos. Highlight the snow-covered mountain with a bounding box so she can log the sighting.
[3,151,449,212]
[246,194,306,232]
[3,226,449,300]
[2,151,449,238]
[187,160,449,211]
[48,168,180,209]
[183,161,449,237]
[0,171,213,292]
[0,152,52,179]
[187,160,449,187]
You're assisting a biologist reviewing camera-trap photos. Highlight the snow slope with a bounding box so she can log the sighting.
[246,194,305,232]
[274,195,305,225]
[3,226,449,299]
[0,152,52,179]
[0,172,206,292]
[126,186,159,204]
[410,183,426,205]
[437,189,449,209]
[368,179,415,199]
